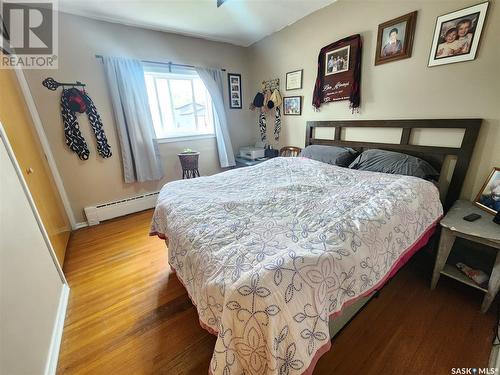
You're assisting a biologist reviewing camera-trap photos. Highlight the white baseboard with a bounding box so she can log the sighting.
[45,284,70,375]
[73,222,89,230]
[84,191,159,226]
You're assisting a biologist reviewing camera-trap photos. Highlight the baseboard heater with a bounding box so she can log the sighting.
[84,191,160,225]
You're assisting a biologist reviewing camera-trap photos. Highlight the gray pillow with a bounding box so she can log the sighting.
[300,145,358,167]
[348,149,439,181]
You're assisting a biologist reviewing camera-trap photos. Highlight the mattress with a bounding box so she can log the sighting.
[150,157,442,375]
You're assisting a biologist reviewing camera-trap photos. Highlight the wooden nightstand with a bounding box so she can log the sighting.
[431,200,500,312]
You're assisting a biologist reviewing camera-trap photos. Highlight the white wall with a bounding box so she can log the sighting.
[248,0,500,201]
[23,12,257,223]
[0,129,66,375]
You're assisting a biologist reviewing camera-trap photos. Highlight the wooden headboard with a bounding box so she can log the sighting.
[305,119,482,211]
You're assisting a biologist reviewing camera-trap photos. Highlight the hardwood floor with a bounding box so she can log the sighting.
[58,209,496,375]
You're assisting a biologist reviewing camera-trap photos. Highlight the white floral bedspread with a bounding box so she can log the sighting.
[150,157,442,375]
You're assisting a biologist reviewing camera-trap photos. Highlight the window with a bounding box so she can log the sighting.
[144,67,214,140]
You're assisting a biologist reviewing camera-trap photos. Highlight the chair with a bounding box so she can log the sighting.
[279,146,302,157]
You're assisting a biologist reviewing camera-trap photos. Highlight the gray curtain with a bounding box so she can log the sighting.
[195,67,235,168]
[102,56,163,183]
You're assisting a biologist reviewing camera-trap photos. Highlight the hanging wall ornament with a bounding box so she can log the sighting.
[258,109,267,142]
[312,34,362,112]
[43,77,112,160]
[271,89,283,140]
[60,88,112,160]
[274,107,281,141]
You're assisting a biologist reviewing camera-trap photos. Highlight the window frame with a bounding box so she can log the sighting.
[144,68,215,141]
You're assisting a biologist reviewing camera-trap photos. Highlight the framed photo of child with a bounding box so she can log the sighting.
[428,2,489,67]
[374,11,418,65]
[475,167,500,215]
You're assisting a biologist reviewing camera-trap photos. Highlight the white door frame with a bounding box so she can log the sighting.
[13,67,77,229]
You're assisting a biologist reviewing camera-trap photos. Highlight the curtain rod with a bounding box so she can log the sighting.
[94,54,226,72]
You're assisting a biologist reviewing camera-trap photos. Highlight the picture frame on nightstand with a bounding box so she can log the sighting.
[474,167,500,215]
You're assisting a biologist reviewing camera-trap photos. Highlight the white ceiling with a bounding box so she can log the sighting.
[57,0,337,47]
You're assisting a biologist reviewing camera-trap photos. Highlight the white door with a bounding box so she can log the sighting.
[0,123,69,375]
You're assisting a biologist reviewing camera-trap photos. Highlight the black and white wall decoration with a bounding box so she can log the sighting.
[227,73,242,109]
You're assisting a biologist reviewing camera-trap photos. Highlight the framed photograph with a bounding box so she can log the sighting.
[375,11,417,65]
[428,2,489,67]
[286,69,303,90]
[474,167,500,214]
[325,46,350,76]
[227,73,242,109]
[283,96,302,116]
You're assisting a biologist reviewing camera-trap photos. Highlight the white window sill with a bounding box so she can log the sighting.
[155,134,216,144]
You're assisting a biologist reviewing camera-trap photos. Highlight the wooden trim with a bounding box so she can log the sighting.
[334,126,342,140]
[305,119,482,211]
[309,139,459,155]
[400,128,411,145]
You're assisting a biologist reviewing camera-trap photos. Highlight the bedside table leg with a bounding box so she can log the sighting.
[481,251,500,313]
[431,228,455,290]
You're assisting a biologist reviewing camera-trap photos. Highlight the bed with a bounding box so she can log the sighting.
[150,119,481,375]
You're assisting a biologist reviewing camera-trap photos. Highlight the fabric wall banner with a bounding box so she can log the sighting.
[312,34,362,111]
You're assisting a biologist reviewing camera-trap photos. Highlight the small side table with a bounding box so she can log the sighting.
[431,200,500,312]
[178,152,200,179]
